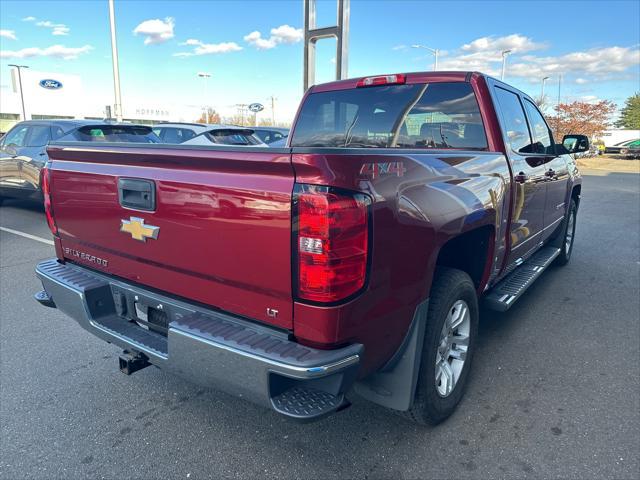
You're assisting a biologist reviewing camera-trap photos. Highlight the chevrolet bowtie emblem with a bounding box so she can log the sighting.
[120,217,159,242]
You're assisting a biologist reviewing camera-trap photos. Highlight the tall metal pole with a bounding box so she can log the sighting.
[269,95,276,125]
[411,45,438,71]
[108,0,123,122]
[541,76,549,99]
[9,64,28,120]
[556,73,562,132]
[557,74,562,108]
[198,72,211,119]
[500,49,512,81]
[303,0,350,92]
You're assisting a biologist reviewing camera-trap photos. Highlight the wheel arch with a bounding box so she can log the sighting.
[433,224,496,294]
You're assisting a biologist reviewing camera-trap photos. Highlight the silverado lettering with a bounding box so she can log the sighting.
[35,71,587,425]
[63,247,109,267]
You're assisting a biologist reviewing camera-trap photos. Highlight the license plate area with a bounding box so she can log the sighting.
[134,302,169,336]
[111,287,174,338]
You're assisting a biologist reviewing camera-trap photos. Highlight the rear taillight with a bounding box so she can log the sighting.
[295,185,371,303]
[41,165,58,236]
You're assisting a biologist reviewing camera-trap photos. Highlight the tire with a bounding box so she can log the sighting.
[554,198,577,266]
[402,268,479,425]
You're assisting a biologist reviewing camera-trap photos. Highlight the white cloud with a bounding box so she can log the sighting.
[244,24,303,50]
[35,20,70,36]
[0,44,93,60]
[431,34,638,84]
[52,26,70,36]
[133,17,175,45]
[270,25,303,44]
[22,16,36,22]
[508,46,640,80]
[392,44,408,51]
[174,39,242,57]
[461,34,546,54]
[180,39,202,46]
[0,30,17,41]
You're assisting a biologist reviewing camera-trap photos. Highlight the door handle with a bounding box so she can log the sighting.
[515,172,528,184]
[545,168,557,180]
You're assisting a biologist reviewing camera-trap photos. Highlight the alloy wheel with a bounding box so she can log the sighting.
[435,300,470,397]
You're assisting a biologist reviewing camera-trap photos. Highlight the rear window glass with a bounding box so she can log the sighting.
[254,130,287,144]
[204,129,261,145]
[157,127,197,143]
[72,126,160,143]
[291,82,487,150]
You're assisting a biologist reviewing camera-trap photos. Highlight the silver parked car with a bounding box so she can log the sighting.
[182,126,266,146]
[152,122,210,144]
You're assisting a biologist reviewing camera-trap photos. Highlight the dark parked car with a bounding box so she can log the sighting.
[0,120,159,203]
[252,127,289,144]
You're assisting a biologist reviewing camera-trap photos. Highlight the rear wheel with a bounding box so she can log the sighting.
[403,268,479,425]
[555,198,577,266]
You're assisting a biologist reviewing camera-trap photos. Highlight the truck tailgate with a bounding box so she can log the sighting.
[46,145,294,329]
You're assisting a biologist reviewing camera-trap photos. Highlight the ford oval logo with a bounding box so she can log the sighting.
[39,79,63,90]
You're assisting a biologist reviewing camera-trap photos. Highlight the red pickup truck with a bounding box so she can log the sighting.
[35,72,588,425]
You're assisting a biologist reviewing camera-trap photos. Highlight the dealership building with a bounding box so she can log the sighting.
[0,67,202,132]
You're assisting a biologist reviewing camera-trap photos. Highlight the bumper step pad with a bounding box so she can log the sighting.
[271,386,345,420]
[485,246,560,312]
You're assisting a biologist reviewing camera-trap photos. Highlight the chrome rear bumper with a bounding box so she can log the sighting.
[36,259,362,420]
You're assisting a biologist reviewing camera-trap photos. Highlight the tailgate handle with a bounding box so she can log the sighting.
[118,178,156,211]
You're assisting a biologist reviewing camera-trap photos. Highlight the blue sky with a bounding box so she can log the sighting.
[1,0,639,121]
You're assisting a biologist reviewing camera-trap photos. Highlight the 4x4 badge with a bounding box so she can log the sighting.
[120,217,159,242]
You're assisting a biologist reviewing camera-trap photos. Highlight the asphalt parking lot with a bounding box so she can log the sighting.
[1,170,638,480]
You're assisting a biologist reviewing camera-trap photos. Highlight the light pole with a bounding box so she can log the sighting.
[411,44,439,71]
[555,73,563,132]
[108,0,123,122]
[8,64,28,120]
[541,76,550,99]
[557,74,562,109]
[268,95,277,126]
[198,72,211,119]
[500,49,512,81]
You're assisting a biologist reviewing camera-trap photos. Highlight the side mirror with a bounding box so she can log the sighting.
[562,134,589,154]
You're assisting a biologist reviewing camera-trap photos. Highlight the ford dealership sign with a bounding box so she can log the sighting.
[39,79,63,90]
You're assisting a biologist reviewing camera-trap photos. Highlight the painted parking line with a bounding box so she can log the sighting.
[0,227,54,246]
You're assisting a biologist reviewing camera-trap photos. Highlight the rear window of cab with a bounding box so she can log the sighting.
[291,82,487,150]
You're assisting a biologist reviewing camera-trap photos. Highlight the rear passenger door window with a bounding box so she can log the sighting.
[25,125,52,147]
[523,100,554,155]
[493,87,533,153]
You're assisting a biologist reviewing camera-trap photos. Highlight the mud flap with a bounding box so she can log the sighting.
[353,299,429,411]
